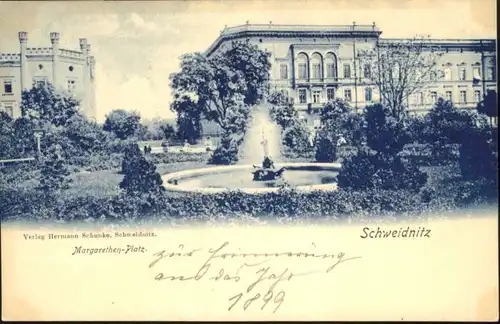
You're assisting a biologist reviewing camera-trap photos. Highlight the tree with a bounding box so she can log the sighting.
[221,41,272,105]
[208,131,240,165]
[160,123,176,141]
[21,83,80,126]
[119,148,165,196]
[320,98,350,123]
[121,143,143,175]
[170,41,271,134]
[172,95,203,144]
[37,144,72,194]
[103,109,141,140]
[64,115,107,154]
[282,121,312,155]
[315,99,364,162]
[477,90,498,125]
[358,36,441,120]
[337,147,427,192]
[336,103,427,192]
[0,112,15,159]
[365,103,410,154]
[138,118,176,141]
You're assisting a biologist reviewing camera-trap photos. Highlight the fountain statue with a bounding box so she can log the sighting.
[251,130,286,181]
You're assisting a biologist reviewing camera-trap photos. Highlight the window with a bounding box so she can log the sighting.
[459,68,466,81]
[312,90,321,104]
[298,63,307,79]
[67,80,76,92]
[473,67,481,80]
[344,89,352,102]
[418,92,424,105]
[488,67,495,80]
[280,64,288,80]
[299,89,307,104]
[326,63,335,78]
[460,90,467,103]
[327,88,335,101]
[445,90,452,102]
[2,104,13,117]
[312,64,321,79]
[69,66,74,72]
[474,90,481,103]
[430,71,437,81]
[363,65,371,79]
[343,64,351,78]
[430,91,437,103]
[35,80,46,88]
[3,80,12,94]
[364,87,372,102]
[444,68,452,81]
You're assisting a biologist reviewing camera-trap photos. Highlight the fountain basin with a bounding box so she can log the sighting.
[162,162,342,194]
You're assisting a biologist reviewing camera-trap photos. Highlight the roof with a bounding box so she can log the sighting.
[204,23,497,57]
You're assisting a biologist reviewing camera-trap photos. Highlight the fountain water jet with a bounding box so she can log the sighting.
[239,103,283,165]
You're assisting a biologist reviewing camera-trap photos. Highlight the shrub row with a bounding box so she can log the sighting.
[2,183,494,223]
[398,143,460,166]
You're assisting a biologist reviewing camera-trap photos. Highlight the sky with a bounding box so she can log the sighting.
[0,0,496,122]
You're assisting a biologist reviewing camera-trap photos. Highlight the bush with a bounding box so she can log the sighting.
[315,133,338,162]
[405,115,427,143]
[103,109,142,140]
[119,152,165,196]
[208,132,240,165]
[37,144,72,194]
[398,143,459,166]
[2,185,466,222]
[121,143,143,174]
[282,121,313,155]
[365,103,410,154]
[459,126,497,181]
[269,102,298,129]
[337,148,427,192]
[453,179,498,206]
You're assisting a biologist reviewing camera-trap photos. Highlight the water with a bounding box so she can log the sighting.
[176,169,338,189]
[239,103,283,165]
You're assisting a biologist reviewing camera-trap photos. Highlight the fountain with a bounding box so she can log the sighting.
[162,103,341,194]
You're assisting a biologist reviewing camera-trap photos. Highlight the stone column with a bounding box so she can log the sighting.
[50,32,60,88]
[19,31,29,90]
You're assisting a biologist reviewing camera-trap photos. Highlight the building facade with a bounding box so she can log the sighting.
[0,32,96,119]
[205,23,496,126]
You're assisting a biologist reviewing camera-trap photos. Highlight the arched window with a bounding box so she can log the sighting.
[310,52,323,80]
[325,53,337,78]
[296,53,309,79]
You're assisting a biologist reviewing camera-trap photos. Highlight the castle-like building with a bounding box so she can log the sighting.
[205,23,496,125]
[0,32,96,119]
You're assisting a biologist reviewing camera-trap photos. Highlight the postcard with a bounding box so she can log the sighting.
[0,0,498,321]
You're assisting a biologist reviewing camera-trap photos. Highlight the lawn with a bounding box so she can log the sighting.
[7,157,464,200]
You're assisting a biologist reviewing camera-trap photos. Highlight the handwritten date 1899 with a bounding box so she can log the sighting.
[228,289,286,313]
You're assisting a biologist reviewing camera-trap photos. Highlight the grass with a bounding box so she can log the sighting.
[6,157,462,200]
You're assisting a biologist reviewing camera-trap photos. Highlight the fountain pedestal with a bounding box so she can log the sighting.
[251,156,285,181]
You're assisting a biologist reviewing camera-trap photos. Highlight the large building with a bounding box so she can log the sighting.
[0,32,96,119]
[205,23,496,126]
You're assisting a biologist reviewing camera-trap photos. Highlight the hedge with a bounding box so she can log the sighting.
[2,183,492,223]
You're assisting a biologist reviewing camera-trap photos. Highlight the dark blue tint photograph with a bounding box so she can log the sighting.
[0,0,498,321]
